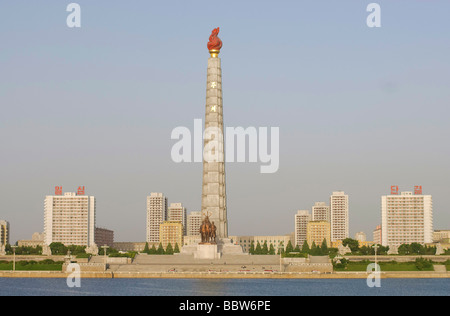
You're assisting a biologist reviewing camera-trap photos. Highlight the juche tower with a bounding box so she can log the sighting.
[201,27,228,239]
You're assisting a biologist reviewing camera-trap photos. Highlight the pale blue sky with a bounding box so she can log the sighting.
[1,0,449,243]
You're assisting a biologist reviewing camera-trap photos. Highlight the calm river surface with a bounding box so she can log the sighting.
[0,278,448,296]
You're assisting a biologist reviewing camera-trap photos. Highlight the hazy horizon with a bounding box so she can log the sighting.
[1,1,449,244]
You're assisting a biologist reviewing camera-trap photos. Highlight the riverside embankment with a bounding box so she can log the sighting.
[0,270,449,279]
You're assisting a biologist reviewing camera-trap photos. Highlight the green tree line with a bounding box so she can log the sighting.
[142,242,180,255]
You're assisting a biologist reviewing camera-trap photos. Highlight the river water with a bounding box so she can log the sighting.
[0,278,448,296]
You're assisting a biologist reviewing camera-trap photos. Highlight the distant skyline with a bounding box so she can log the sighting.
[1,1,450,243]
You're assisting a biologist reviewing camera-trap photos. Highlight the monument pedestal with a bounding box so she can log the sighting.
[218,238,245,255]
[181,238,246,258]
[194,244,221,260]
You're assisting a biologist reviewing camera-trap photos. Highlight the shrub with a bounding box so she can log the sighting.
[415,258,433,271]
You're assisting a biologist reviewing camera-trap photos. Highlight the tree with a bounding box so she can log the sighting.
[249,241,255,255]
[157,243,165,255]
[174,243,180,254]
[415,258,433,271]
[301,241,310,254]
[320,239,328,254]
[398,244,410,255]
[255,242,262,255]
[342,238,360,253]
[310,241,324,256]
[149,245,157,255]
[359,245,370,255]
[377,245,389,255]
[262,241,269,255]
[410,243,425,255]
[49,242,67,255]
[143,242,150,254]
[269,244,275,255]
[285,240,294,254]
[165,243,174,255]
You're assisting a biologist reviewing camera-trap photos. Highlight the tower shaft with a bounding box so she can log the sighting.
[201,56,228,239]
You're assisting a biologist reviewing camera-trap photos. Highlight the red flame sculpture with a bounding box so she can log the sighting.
[207,27,223,52]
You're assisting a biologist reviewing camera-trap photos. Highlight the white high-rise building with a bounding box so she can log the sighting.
[355,232,367,242]
[312,202,330,222]
[146,193,168,243]
[330,191,349,242]
[0,220,10,247]
[294,210,311,247]
[381,191,433,247]
[167,203,187,236]
[44,191,96,247]
[187,211,202,236]
[373,225,382,245]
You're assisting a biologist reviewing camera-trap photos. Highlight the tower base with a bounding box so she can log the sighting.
[194,244,221,260]
[181,238,245,259]
[218,238,245,255]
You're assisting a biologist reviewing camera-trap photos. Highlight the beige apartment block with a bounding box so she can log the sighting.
[330,191,349,242]
[160,221,183,250]
[167,203,187,236]
[146,193,168,243]
[44,192,96,247]
[382,191,433,247]
[307,221,331,248]
[294,210,311,247]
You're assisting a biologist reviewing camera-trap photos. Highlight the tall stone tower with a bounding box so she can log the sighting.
[201,27,228,239]
[181,28,243,257]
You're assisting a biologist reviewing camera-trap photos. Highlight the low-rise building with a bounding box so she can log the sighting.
[230,235,293,253]
[17,232,44,248]
[433,230,450,243]
[331,240,343,249]
[112,242,147,253]
[359,241,374,248]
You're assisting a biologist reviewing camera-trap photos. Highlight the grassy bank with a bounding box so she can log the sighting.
[0,260,63,271]
[334,260,435,272]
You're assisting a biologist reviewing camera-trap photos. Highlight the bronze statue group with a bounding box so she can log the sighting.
[200,215,217,244]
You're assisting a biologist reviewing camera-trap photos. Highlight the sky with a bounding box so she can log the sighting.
[1,0,449,243]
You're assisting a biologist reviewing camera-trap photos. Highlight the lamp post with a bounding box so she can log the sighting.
[278,244,283,273]
[373,244,379,272]
[101,245,109,262]
[11,246,17,272]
